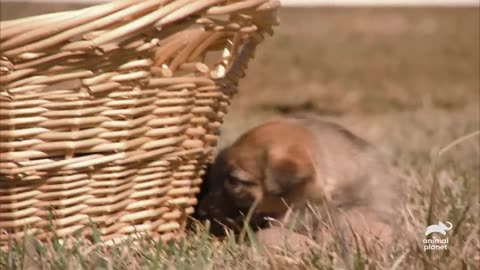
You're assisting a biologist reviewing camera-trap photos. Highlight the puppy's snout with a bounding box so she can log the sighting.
[197,198,215,218]
[197,204,208,218]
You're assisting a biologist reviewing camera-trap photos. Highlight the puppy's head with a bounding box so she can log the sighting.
[222,121,317,217]
[195,149,268,235]
[195,121,318,234]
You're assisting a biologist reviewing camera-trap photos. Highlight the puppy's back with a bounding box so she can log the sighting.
[288,116,402,234]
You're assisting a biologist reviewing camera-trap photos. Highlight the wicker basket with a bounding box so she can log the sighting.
[0,0,279,247]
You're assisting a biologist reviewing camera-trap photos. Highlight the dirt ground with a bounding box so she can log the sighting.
[220,8,479,158]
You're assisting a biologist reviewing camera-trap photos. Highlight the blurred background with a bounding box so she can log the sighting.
[1,0,479,171]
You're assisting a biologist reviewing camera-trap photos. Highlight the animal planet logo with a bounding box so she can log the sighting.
[423,221,452,251]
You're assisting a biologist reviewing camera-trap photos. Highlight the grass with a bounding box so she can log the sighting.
[1,7,479,270]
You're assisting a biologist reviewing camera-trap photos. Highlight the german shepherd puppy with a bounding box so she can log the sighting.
[195,117,401,244]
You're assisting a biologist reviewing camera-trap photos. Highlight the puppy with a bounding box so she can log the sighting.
[197,117,401,243]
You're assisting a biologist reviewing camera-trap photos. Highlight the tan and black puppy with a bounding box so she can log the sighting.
[197,117,401,242]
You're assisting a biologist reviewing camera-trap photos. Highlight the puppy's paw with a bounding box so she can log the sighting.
[254,226,317,254]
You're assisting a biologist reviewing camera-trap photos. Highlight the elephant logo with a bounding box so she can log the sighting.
[425,221,453,236]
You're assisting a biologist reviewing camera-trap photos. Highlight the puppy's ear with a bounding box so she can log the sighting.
[263,146,314,196]
[206,148,230,187]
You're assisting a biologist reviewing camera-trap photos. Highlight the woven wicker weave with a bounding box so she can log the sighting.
[0,0,279,247]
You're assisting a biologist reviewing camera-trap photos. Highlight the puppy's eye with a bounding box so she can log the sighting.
[227,176,239,186]
[227,175,255,187]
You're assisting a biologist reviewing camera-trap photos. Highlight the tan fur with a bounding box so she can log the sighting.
[198,117,401,242]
